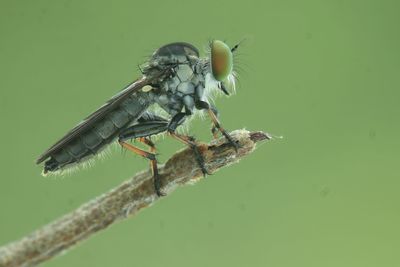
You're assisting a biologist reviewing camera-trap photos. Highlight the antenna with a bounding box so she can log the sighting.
[231,38,246,53]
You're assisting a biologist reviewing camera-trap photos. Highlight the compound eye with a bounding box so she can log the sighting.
[211,40,233,81]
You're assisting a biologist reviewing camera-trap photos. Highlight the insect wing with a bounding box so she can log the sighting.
[36,77,150,164]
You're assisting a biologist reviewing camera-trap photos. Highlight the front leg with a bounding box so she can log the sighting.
[167,112,210,176]
[195,100,218,138]
[210,106,219,139]
[195,100,240,151]
[207,108,240,151]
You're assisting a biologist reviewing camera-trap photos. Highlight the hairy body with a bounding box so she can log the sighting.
[37,41,238,195]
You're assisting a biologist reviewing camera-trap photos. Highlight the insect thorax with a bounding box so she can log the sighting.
[144,44,210,117]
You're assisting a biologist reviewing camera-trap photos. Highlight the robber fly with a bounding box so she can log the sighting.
[37,40,241,196]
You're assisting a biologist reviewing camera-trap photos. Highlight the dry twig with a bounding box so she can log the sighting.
[0,129,269,267]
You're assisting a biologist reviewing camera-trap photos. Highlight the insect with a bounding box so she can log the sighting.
[37,40,241,196]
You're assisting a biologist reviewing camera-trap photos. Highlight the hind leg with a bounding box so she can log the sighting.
[118,115,168,196]
[137,137,161,195]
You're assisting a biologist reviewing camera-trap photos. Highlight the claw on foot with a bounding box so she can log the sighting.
[189,143,210,177]
[222,132,240,152]
[154,174,165,197]
[200,164,210,177]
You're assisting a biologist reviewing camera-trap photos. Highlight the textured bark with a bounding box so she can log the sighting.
[0,129,269,267]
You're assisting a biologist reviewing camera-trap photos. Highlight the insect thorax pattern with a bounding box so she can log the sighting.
[143,43,210,118]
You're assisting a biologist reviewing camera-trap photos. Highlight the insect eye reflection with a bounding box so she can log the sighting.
[210,40,233,81]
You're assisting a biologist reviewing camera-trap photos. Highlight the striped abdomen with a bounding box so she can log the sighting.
[44,93,152,173]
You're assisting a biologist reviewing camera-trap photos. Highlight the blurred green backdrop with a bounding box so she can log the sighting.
[1,0,399,266]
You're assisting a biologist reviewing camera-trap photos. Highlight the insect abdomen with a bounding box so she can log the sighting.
[43,94,151,174]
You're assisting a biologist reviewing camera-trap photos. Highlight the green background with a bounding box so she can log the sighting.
[1,0,399,266]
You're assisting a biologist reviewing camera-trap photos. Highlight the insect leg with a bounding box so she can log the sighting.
[207,107,240,151]
[194,100,222,140]
[210,106,219,139]
[138,137,163,196]
[119,121,168,142]
[118,139,164,196]
[118,114,169,196]
[167,113,209,176]
[118,140,156,161]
